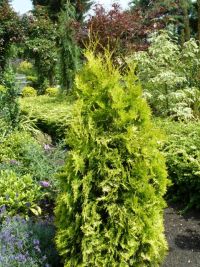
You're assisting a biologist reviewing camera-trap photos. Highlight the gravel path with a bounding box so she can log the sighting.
[162,204,200,267]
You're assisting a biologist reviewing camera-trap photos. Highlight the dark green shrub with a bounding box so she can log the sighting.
[55,50,168,266]
[158,119,200,211]
[0,68,20,128]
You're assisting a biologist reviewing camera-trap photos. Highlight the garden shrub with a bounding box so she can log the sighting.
[0,170,41,216]
[18,60,33,76]
[157,119,200,211]
[22,86,37,97]
[45,87,59,97]
[133,32,200,120]
[20,95,72,141]
[0,68,20,128]
[55,50,168,266]
[0,131,65,199]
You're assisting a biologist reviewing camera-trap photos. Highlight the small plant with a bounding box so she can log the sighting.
[0,131,65,202]
[0,212,49,267]
[22,86,37,97]
[45,87,59,97]
[18,61,33,76]
[0,170,41,217]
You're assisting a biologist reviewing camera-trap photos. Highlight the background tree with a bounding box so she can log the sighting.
[0,0,22,74]
[78,3,166,57]
[32,0,92,21]
[58,2,80,91]
[22,6,58,93]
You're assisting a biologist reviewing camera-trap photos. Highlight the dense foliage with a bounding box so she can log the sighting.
[22,6,58,93]
[0,170,41,216]
[158,119,200,211]
[58,2,80,91]
[134,32,200,119]
[80,4,165,55]
[0,0,22,73]
[55,50,168,266]
[20,95,72,140]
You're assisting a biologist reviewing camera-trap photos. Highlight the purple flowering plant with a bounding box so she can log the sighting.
[0,210,49,267]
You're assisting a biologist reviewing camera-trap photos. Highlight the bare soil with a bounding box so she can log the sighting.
[162,204,200,267]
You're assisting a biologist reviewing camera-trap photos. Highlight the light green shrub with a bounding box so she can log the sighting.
[133,32,200,119]
[22,86,37,97]
[157,119,200,211]
[55,50,168,266]
[0,170,41,217]
[18,60,33,75]
[45,87,59,97]
[20,96,72,140]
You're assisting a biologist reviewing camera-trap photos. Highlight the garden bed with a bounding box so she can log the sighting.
[163,204,200,267]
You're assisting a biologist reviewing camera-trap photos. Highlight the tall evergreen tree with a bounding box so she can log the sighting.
[197,0,200,40]
[180,0,191,43]
[32,0,93,21]
[55,49,168,267]
[58,2,80,91]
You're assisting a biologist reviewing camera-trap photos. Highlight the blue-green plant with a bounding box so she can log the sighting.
[55,49,168,266]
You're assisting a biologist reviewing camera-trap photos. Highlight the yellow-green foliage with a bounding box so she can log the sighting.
[18,61,33,75]
[22,86,37,97]
[0,170,41,217]
[0,85,6,93]
[20,95,72,140]
[55,50,168,266]
[45,87,59,97]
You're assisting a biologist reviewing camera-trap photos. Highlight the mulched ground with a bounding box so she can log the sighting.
[162,204,200,267]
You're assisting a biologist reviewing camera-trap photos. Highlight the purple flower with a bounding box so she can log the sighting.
[0,205,6,214]
[33,239,40,245]
[44,144,51,151]
[40,181,50,188]
[9,159,19,165]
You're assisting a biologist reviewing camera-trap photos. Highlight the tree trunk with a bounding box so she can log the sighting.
[197,0,200,41]
[181,0,190,42]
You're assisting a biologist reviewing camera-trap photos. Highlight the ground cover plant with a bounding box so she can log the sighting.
[55,50,168,266]
[20,95,72,140]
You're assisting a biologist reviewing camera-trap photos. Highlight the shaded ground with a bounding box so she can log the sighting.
[162,204,200,267]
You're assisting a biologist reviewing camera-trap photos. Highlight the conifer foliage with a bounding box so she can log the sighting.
[55,50,168,266]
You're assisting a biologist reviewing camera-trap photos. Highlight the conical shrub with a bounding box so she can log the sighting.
[55,50,168,267]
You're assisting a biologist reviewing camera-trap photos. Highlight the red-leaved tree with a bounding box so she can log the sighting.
[77,4,170,56]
